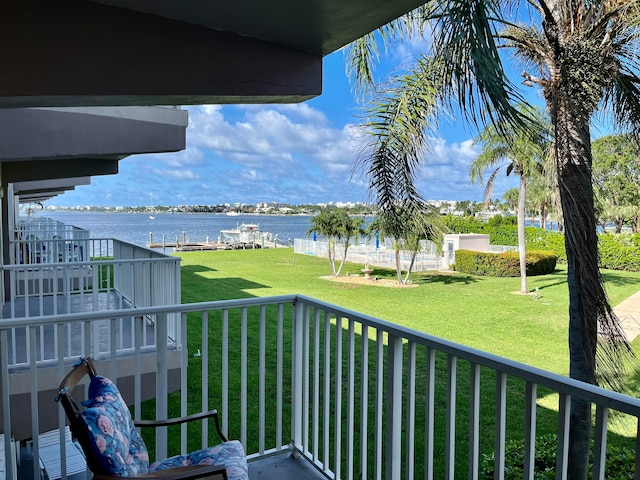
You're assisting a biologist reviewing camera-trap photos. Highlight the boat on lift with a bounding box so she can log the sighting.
[220,223,272,245]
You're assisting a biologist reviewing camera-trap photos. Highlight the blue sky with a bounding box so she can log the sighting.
[48,46,520,208]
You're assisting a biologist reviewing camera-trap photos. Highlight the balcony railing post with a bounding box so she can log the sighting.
[1,330,15,480]
[155,312,169,461]
[292,300,304,450]
[385,334,403,479]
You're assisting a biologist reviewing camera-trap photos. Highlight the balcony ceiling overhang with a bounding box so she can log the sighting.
[13,177,90,203]
[0,0,425,108]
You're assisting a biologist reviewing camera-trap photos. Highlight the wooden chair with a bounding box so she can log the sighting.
[56,358,248,480]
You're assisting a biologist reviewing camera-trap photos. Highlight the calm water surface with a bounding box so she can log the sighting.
[41,212,314,248]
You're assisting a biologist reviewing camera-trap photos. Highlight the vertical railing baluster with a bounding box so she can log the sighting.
[241,307,248,449]
[1,329,14,480]
[180,312,188,454]
[134,316,143,423]
[445,355,457,480]
[222,309,229,437]
[406,341,416,480]
[360,324,369,480]
[346,318,355,480]
[523,382,537,480]
[29,326,39,480]
[374,330,384,480]
[109,317,117,380]
[276,304,283,449]
[424,347,435,480]
[292,301,304,450]
[323,311,332,474]
[494,371,507,480]
[201,311,209,450]
[635,420,640,480]
[303,305,310,453]
[592,405,609,480]
[469,362,481,480]
[155,312,169,461]
[313,308,321,462]
[259,305,266,455]
[56,323,68,479]
[334,316,343,479]
[556,393,571,480]
[386,334,403,479]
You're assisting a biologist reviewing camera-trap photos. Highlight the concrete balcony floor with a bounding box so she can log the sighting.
[16,446,327,480]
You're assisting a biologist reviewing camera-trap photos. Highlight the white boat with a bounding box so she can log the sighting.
[220,223,271,244]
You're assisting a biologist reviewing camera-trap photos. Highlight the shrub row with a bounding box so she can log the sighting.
[454,250,558,277]
[442,215,640,272]
[479,434,635,480]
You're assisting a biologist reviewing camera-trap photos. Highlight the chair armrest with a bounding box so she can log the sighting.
[93,464,227,480]
[134,409,228,442]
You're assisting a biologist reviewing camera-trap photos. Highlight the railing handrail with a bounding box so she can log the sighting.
[2,294,639,417]
[3,256,180,270]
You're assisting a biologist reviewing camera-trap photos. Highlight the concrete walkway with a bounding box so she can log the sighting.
[614,290,640,342]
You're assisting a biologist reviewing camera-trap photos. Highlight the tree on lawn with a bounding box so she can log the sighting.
[592,134,640,233]
[348,0,636,477]
[307,208,365,277]
[471,105,551,293]
[367,204,446,284]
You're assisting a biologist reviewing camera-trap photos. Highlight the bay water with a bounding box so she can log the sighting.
[41,212,315,248]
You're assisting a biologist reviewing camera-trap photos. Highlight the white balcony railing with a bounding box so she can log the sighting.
[2,296,639,480]
[3,239,181,368]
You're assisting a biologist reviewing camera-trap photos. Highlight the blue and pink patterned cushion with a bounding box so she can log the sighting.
[150,440,248,480]
[79,375,248,479]
[80,376,150,476]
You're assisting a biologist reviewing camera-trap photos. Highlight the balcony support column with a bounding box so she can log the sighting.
[385,334,403,479]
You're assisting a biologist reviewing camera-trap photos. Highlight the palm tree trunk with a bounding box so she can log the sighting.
[552,102,599,480]
[395,243,403,283]
[517,175,528,294]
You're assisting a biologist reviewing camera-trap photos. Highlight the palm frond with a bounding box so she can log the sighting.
[603,71,640,142]
[432,0,526,130]
[345,5,433,98]
[354,56,445,215]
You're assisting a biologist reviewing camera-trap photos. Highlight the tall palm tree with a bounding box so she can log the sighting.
[470,105,550,293]
[348,1,637,477]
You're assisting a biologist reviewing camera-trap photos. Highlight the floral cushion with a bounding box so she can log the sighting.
[150,440,248,480]
[80,376,150,476]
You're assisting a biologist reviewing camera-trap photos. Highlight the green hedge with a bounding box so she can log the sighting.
[598,234,640,271]
[480,434,635,480]
[454,250,557,277]
[442,215,640,272]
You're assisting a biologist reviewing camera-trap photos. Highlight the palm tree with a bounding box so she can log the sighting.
[348,1,637,477]
[307,208,364,276]
[527,167,556,230]
[367,204,446,284]
[470,105,550,293]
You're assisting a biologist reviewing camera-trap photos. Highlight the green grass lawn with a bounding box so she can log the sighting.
[153,247,640,477]
[179,247,640,375]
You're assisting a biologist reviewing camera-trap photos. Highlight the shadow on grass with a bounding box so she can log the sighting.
[181,265,218,274]
[181,264,271,301]
[602,270,640,287]
[417,271,480,285]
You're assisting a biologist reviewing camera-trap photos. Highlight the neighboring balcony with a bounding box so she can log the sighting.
[1,295,639,480]
[3,218,183,437]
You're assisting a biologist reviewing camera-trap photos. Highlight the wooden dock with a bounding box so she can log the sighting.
[147,232,283,251]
